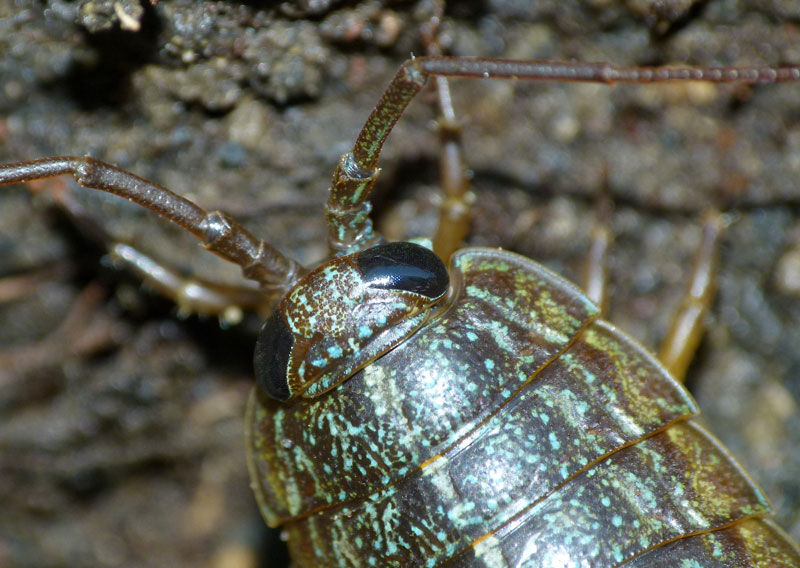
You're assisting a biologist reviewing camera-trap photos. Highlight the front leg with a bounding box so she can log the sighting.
[0,156,304,292]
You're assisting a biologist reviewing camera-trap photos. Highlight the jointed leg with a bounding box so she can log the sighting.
[583,223,613,315]
[658,211,726,383]
[430,82,474,262]
[41,179,275,322]
[0,157,303,294]
[422,2,475,262]
[581,180,615,313]
[580,200,724,382]
[110,243,269,323]
[326,56,800,255]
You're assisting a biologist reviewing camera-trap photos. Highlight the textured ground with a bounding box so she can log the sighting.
[1,1,799,566]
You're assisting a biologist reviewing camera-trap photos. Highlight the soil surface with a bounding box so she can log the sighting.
[1,1,799,567]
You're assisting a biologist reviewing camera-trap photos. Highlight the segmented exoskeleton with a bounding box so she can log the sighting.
[249,246,799,566]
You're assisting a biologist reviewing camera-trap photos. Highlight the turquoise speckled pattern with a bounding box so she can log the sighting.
[262,247,445,399]
[245,248,800,567]
[248,248,598,523]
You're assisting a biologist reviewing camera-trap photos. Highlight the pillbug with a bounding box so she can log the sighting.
[1,2,800,564]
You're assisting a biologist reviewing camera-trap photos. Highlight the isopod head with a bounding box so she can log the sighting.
[253,241,449,401]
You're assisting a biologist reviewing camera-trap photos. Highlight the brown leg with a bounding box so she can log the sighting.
[42,179,274,322]
[431,95,473,262]
[658,211,726,383]
[422,1,474,261]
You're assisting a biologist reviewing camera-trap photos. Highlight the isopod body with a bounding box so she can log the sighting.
[247,246,800,566]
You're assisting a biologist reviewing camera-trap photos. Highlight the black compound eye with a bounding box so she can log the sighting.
[254,310,294,401]
[356,242,449,299]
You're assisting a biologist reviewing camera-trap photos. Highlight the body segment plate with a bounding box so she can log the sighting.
[246,248,800,566]
[249,249,599,522]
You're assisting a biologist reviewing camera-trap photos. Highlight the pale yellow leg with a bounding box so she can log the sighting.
[431,79,473,262]
[582,195,614,314]
[37,179,274,323]
[423,1,474,262]
[658,211,726,383]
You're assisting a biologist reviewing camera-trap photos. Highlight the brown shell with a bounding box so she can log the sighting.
[246,248,800,566]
